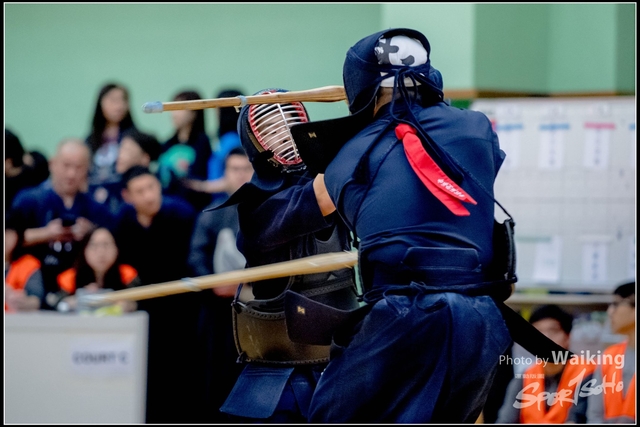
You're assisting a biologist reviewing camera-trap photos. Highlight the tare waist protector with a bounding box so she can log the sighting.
[232,270,360,365]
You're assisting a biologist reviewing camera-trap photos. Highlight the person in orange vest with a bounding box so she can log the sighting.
[586,281,635,424]
[497,305,596,423]
[54,226,140,313]
[5,214,44,312]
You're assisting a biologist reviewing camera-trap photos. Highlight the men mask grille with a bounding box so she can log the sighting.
[248,101,308,167]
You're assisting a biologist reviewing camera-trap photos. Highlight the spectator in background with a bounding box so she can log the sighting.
[116,129,162,177]
[54,227,140,314]
[88,128,162,216]
[5,128,50,208]
[207,88,244,204]
[10,138,113,310]
[113,165,199,423]
[86,82,136,204]
[158,89,212,212]
[188,147,253,280]
[496,305,595,423]
[5,212,44,312]
[586,281,636,424]
[115,165,196,285]
[183,144,254,206]
[188,147,253,422]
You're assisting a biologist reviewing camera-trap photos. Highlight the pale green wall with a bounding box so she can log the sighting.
[616,3,636,93]
[5,3,380,157]
[4,3,635,159]
[475,3,634,93]
[547,4,617,93]
[475,4,549,92]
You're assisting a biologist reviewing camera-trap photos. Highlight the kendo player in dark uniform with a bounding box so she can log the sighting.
[291,28,515,423]
[214,89,361,422]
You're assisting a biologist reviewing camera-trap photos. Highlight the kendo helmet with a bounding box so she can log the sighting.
[290,28,445,176]
[342,28,444,116]
[238,88,310,182]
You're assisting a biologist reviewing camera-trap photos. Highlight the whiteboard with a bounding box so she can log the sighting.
[471,97,636,292]
[4,311,148,423]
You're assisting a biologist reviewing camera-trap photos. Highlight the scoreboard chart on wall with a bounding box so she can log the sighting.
[471,97,635,292]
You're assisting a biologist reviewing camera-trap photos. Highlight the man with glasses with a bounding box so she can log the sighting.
[586,281,636,423]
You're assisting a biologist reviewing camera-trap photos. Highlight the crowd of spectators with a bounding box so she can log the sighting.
[4,82,249,423]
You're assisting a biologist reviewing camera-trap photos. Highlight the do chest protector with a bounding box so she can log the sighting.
[232,226,361,365]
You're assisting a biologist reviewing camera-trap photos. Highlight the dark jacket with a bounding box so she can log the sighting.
[114,195,196,285]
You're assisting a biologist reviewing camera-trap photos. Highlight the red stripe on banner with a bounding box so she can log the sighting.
[584,122,616,130]
[396,124,477,217]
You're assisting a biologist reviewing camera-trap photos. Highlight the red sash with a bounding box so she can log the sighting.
[396,123,476,216]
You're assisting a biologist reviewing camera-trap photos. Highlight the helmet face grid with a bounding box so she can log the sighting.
[248,100,309,169]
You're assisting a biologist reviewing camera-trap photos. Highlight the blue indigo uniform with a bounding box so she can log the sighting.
[237,173,345,299]
[307,100,513,423]
[219,171,358,422]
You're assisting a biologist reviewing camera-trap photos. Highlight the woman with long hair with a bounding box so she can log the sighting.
[158,89,213,211]
[55,226,139,313]
[86,83,136,192]
[184,88,245,205]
